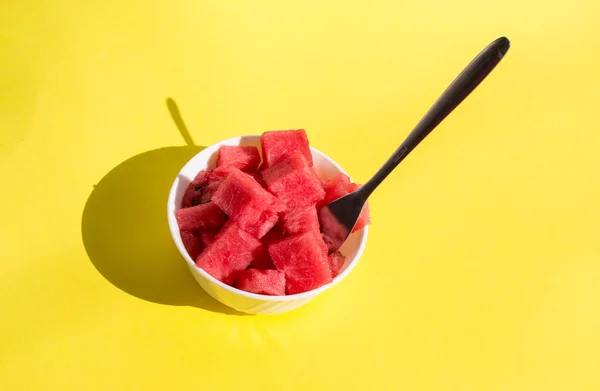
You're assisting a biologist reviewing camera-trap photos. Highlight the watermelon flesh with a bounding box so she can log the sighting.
[268,230,332,294]
[195,221,263,285]
[249,172,267,188]
[212,167,286,238]
[318,173,351,208]
[180,167,234,208]
[328,251,346,278]
[261,151,325,208]
[281,206,320,235]
[199,166,235,202]
[199,231,218,248]
[235,269,286,296]
[250,228,284,270]
[320,173,371,233]
[260,129,313,168]
[180,230,203,260]
[318,206,351,254]
[347,183,371,232]
[175,202,228,231]
[217,145,261,172]
[181,170,210,208]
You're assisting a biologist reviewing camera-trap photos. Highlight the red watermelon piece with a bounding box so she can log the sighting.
[319,173,371,233]
[319,207,351,254]
[180,230,203,260]
[348,183,371,232]
[217,145,261,172]
[328,251,346,278]
[181,167,238,208]
[175,202,228,231]
[281,206,320,235]
[260,129,313,167]
[198,166,235,202]
[261,151,325,208]
[251,228,284,270]
[181,170,210,208]
[319,173,351,208]
[250,251,275,270]
[195,221,263,285]
[268,230,332,294]
[235,269,286,296]
[199,231,218,248]
[249,172,267,188]
[175,130,373,295]
[212,167,286,238]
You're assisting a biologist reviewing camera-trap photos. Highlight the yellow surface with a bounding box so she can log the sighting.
[1,0,599,389]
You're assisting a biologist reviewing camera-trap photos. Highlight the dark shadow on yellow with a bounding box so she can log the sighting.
[81,98,244,315]
[166,97,196,147]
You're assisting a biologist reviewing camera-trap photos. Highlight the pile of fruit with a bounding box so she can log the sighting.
[175,130,370,296]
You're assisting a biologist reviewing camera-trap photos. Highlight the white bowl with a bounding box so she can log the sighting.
[167,135,368,315]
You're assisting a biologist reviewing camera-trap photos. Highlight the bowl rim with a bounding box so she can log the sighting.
[167,135,368,302]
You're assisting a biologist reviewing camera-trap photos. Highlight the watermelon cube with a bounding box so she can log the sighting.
[181,167,237,208]
[328,251,346,278]
[197,166,235,202]
[250,251,275,270]
[212,167,286,238]
[217,145,261,172]
[180,230,203,260]
[249,172,267,188]
[260,129,313,167]
[348,183,371,232]
[251,228,284,270]
[235,269,286,296]
[281,206,320,235]
[319,173,371,233]
[261,151,325,208]
[181,170,210,208]
[175,202,228,231]
[199,231,218,248]
[319,173,351,208]
[195,221,263,285]
[268,230,332,294]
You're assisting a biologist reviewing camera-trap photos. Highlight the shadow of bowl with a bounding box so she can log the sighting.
[81,146,243,315]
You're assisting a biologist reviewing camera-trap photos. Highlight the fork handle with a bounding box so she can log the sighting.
[360,37,510,199]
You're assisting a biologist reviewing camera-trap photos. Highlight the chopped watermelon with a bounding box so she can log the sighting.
[281,206,320,235]
[198,166,234,202]
[261,151,325,208]
[199,231,218,248]
[195,221,263,285]
[260,129,313,167]
[249,172,267,188]
[235,269,286,296]
[175,202,228,231]
[328,251,346,278]
[319,207,351,254]
[250,228,284,270]
[180,167,235,208]
[177,129,372,296]
[180,230,203,260]
[318,173,351,208]
[181,170,210,208]
[268,230,332,294]
[217,145,261,172]
[319,173,371,233]
[212,167,286,238]
[347,183,371,232]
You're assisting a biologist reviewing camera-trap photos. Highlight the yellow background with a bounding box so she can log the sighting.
[1,0,599,390]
